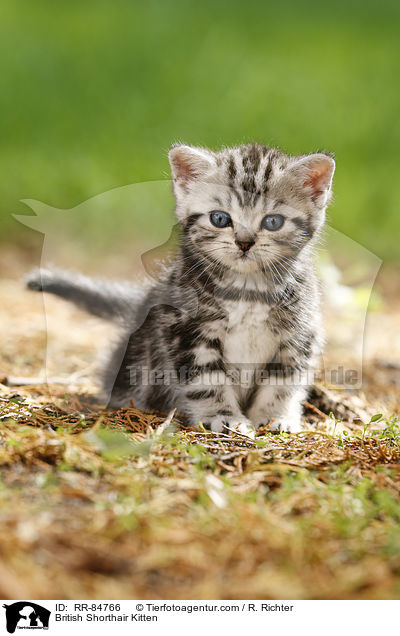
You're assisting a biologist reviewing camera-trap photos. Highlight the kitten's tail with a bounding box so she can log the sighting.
[25,267,144,323]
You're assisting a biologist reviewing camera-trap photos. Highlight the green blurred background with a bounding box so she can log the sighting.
[1,0,399,260]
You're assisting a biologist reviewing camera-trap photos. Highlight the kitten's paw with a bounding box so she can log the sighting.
[267,415,303,434]
[226,417,256,439]
[208,415,256,438]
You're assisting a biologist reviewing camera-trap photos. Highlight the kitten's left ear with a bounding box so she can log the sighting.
[288,154,335,206]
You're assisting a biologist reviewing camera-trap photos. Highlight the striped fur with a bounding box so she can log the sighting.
[26,143,335,433]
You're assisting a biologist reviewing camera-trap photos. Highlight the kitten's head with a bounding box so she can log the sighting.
[169,143,335,275]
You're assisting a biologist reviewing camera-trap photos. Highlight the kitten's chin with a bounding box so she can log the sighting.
[231,256,259,274]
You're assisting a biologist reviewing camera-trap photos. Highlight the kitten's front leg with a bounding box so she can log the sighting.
[247,382,306,433]
[248,325,319,432]
[182,370,254,435]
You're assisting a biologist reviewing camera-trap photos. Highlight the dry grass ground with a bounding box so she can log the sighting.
[0,252,400,600]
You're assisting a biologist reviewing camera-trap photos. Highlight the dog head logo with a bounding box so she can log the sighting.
[2,603,50,633]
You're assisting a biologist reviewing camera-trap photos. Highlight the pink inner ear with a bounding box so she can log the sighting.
[303,159,333,195]
[172,153,199,183]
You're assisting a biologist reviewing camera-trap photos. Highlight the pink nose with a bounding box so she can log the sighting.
[236,240,254,253]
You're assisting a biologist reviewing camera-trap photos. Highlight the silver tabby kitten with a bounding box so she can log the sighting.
[27,143,335,434]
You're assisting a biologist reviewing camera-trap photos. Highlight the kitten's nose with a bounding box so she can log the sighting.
[236,240,255,253]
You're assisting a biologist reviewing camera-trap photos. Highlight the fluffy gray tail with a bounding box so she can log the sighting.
[25,267,144,322]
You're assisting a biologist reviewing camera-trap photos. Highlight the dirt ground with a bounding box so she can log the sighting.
[0,245,400,599]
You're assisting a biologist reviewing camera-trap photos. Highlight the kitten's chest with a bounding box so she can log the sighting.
[222,301,278,366]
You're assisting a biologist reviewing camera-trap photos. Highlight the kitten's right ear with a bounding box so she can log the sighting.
[168,144,215,186]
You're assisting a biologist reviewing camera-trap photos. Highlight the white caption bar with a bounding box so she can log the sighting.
[1,600,398,635]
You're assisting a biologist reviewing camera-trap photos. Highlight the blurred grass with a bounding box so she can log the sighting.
[1,392,400,598]
[1,0,400,259]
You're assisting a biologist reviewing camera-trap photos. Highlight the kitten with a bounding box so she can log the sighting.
[26,143,335,433]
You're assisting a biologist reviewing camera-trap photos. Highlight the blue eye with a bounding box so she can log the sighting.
[261,214,285,231]
[210,211,232,228]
